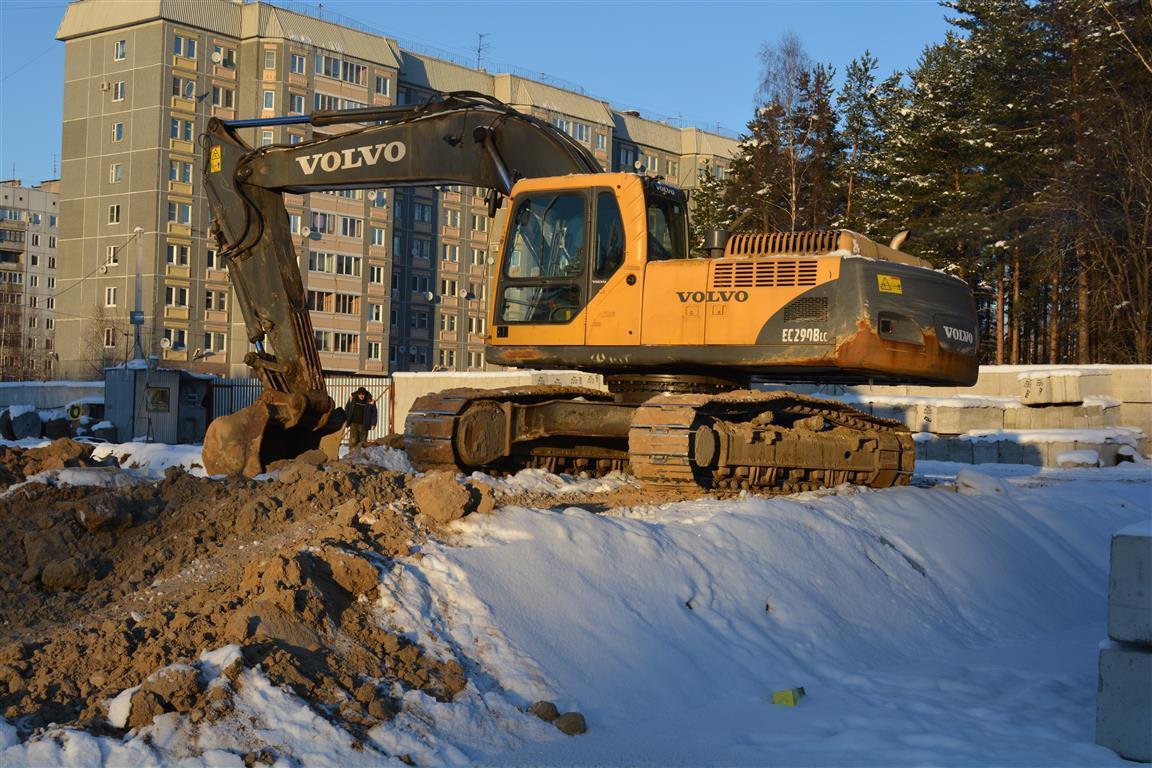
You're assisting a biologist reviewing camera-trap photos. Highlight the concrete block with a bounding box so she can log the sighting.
[944,439,974,463]
[1042,441,1080,467]
[1094,443,1121,467]
[1109,525,1152,645]
[1110,367,1152,404]
[920,437,947,461]
[1096,644,1152,763]
[916,405,1003,435]
[1117,403,1152,442]
[996,440,1024,464]
[971,441,998,464]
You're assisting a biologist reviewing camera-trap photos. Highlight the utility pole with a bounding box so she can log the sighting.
[130,226,145,360]
[476,33,489,70]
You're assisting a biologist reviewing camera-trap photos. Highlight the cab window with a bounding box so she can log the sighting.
[499,192,586,324]
[594,191,625,279]
[646,193,688,261]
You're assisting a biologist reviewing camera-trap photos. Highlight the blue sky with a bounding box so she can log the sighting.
[0,0,953,184]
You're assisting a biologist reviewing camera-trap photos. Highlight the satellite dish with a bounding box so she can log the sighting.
[367,190,377,201]
[424,291,435,302]
[98,265,108,274]
[211,50,223,64]
[633,159,644,172]
[300,226,312,238]
[159,337,172,349]
[183,80,195,99]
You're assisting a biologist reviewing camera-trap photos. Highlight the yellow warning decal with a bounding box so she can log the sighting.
[877,274,903,294]
[209,146,221,173]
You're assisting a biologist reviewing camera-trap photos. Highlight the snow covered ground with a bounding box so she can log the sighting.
[2,456,1149,765]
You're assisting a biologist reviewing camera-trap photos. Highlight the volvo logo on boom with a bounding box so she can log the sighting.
[676,290,749,304]
[295,142,407,175]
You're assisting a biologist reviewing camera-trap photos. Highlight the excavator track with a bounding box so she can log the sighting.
[628,391,913,493]
[404,386,627,476]
[406,386,914,495]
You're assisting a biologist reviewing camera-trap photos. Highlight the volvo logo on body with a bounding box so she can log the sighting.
[676,290,749,304]
[942,325,974,344]
[295,142,407,175]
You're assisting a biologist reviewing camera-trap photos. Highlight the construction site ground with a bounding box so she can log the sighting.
[0,437,1148,766]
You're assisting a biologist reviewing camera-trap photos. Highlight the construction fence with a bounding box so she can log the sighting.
[209,375,393,443]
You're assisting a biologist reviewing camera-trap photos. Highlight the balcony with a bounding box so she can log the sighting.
[168,181,192,196]
[171,95,196,113]
[166,222,192,237]
[204,308,227,324]
[165,263,190,279]
[163,305,189,320]
[162,347,189,362]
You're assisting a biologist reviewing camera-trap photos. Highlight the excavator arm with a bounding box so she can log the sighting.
[201,92,601,475]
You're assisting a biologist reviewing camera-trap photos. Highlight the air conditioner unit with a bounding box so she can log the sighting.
[100,81,110,91]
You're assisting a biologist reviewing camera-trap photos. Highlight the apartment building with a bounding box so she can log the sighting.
[0,180,60,380]
[55,0,737,380]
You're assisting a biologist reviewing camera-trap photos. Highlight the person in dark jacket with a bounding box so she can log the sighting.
[344,387,377,449]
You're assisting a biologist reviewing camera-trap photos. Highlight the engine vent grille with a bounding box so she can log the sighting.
[784,296,829,323]
[725,230,843,256]
[711,259,820,288]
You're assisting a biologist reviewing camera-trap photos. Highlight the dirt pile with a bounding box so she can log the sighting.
[0,438,116,490]
[0,444,473,745]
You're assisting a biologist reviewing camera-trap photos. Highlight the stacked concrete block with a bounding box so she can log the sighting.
[1097,524,1152,763]
[1019,370,1111,406]
[914,403,1005,435]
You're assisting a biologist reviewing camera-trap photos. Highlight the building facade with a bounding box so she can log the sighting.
[54,0,737,380]
[0,179,60,380]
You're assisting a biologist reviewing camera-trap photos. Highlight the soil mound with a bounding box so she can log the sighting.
[0,452,465,742]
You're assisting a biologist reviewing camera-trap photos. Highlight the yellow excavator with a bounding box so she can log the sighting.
[202,92,978,491]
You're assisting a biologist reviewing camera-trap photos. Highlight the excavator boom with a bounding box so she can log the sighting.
[201,92,600,475]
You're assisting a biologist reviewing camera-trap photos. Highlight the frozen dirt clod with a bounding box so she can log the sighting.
[411,470,497,525]
[553,711,588,735]
[528,700,560,722]
[0,448,469,741]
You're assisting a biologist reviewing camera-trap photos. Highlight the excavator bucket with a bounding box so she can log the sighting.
[202,392,345,477]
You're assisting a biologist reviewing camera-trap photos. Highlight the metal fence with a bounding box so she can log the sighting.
[210,375,393,441]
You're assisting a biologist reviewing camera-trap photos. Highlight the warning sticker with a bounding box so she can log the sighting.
[877,274,903,294]
[209,146,221,173]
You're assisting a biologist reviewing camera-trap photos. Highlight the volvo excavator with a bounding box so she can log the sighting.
[202,91,979,492]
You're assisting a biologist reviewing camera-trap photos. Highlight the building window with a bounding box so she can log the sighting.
[440,278,458,297]
[106,245,119,265]
[471,214,487,233]
[333,332,358,353]
[290,53,306,74]
[164,285,188,306]
[334,293,359,315]
[112,81,126,101]
[49,214,57,228]
[619,146,636,169]
[290,93,305,114]
[573,123,590,142]
[211,86,235,109]
[164,327,187,349]
[207,248,227,271]
[47,277,55,289]
[369,303,383,322]
[374,75,389,96]
[113,39,127,61]
[370,227,385,246]
[645,154,659,173]
[29,275,38,288]
[368,341,382,360]
[109,163,122,183]
[668,160,679,179]
[412,238,431,260]
[48,256,56,269]
[445,209,460,228]
[45,318,54,330]
[596,133,607,151]
[414,203,433,223]
[204,331,226,353]
[165,243,190,265]
[167,202,192,225]
[111,122,124,142]
[107,204,121,224]
[307,290,333,312]
[31,234,40,247]
[170,118,193,141]
[104,327,116,348]
[314,330,332,352]
[171,76,195,100]
[369,265,385,284]
[261,130,274,146]
[440,314,457,332]
[205,289,227,311]
[263,48,276,70]
[263,90,275,110]
[339,216,362,238]
[173,34,197,59]
[315,54,366,85]
[336,254,361,276]
[471,248,485,266]
[213,45,235,68]
[105,286,117,306]
[168,160,193,183]
[443,244,459,262]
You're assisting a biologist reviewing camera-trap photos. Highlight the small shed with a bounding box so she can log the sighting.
[105,360,211,444]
